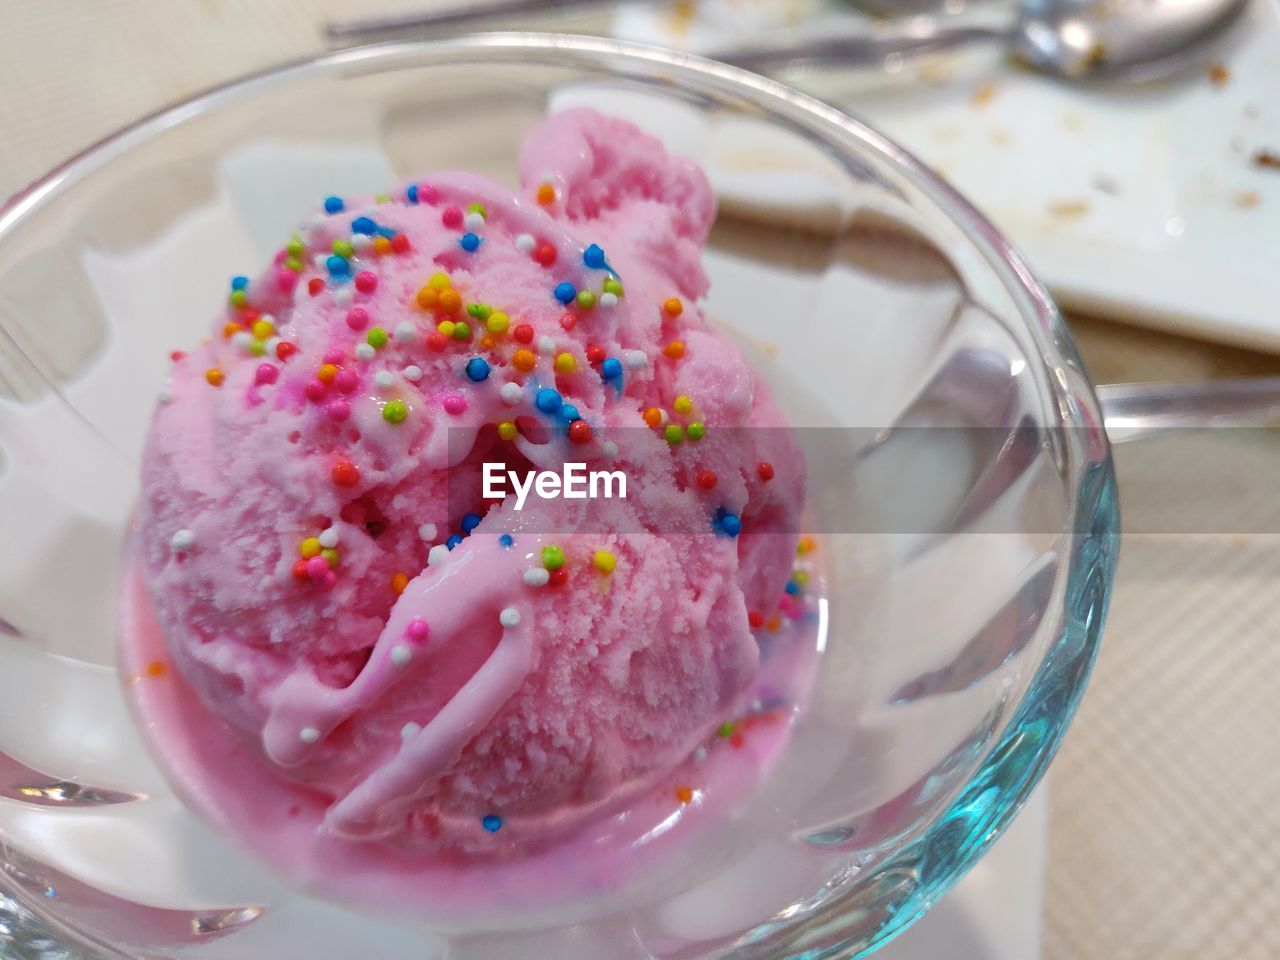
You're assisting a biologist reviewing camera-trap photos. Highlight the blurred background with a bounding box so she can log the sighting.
[3,2,1279,958]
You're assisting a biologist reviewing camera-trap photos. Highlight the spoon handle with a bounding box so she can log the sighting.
[1097,377,1280,442]
[711,23,1009,72]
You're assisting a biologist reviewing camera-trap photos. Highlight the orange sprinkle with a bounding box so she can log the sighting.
[675,786,693,804]
[642,407,663,428]
[536,182,556,205]
[439,289,463,314]
[205,368,225,387]
[512,349,537,372]
[480,335,495,350]
[373,236,393,255]
[317,363,338,383]
[766,613,782,632]
[391,572,410,595]
[663,340,685,360]
[145,661,168,678]
[663,297,683,317]
[222,321,241,339]
[796,536,815,556]
[416,286,439,309]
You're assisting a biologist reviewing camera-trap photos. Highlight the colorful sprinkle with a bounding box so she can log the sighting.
[407,618,430,641]
[205,368,225,387]
[346,306,369,330]
[602,278,623,296]
[446,534,463,550]
[355,271,378,294]
[500,382,523,404]
[255,364,278,385]
[499,607,520,628]
[351,216,377,234]
[300,726,321,743]
[554,282,577,305]
[600,357,622,380]
[541,545,565,569]
[331,460,360,487]
[323,196,345,214]
[697,469,718,490]
[664,424,685,445]
[717,722,736,738]
[466,357,491,382]
[498,420,518,441]
[583,244,606,269]
[513,323,535,344]
[513,349,536,372]
[663,297,683,317]
[568,420,592,444]
[486,311,509,335]
[535,388,563,414]
[663,341,685,359]
[170,529,196,553]
[515,233,535,253]
[523,567,550,587]
[461,512,482,533]
[326,255,350,277]
[382,400,409,424]
[459,232,481,252]
[536,182,556,204]
[391,644,412,668]
[443,394,468,415]
[674,396,693,414]
[675,786,693,804]
[440,290,463,314]
[442,206,463,228]
[554,352,577,374]
[593,550,616,574]
[391,572,410,594]
[367,328,389,348]
[758,462,775,481]
[576,290,597,310]
[534,243,557,267]
[482,814,503,832]
[748,610,765,629]
[499,534,514,548]
[299,537,322,559]
[687,422,706,441]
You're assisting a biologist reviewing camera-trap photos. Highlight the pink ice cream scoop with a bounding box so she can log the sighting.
[134,109,804,859]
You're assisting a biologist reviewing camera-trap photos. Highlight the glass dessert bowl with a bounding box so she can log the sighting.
[0,34,1117,960]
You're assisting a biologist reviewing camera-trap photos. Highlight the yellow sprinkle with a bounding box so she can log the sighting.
[486,311,509,334]
[251,319,275,340]
[437,320,456,337]
[554,352,577,374]
[428,272,451,291]
[793,570,809,586]
[299,537,321,559]
[373,236,393,255]
[674,396,693,415]
[321,547,341,568]
[498,421,518,441]
[593,550,616,574]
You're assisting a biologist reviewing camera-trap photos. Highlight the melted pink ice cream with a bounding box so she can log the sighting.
[132,110,804,861]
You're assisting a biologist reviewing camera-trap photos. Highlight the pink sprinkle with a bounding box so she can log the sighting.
[334,369,359,394]
[275,268,298,292]
[419,184,439,205]
[442,206,463,229]
[319,570,338,592]
[406,618,430,642]
[442,394,467,415]
[254,363,279,385]
[306,556,330,580]
[326,399,351,422]
[355,271,378,294]
[274,250,286,265]
[304,380,328,402]
[323,347,345,365]
[346,307,369,331]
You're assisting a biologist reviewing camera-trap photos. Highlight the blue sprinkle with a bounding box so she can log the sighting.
[785,581,801,595]
[460,232,481,252]
[535,388,563,414]
[446,534,464,550]
[718,512,742,538]
[499,534,514,548]
[461,512,482,534]
[406,184,419,204]
[583,244,607,269]
[376,226,397,238]
[326,255,350,277]
[230,275,249,291]
[350,216,377,235]
[558,404,581,425]
[553,281,577,305]
[481,814,502,833]
[600,357,622,380]
[465,357,491,382]
[323,196,345,214]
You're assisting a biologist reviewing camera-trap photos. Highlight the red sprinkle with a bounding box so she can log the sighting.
[697,469,718,490]
[331,460,360,488]
[548,566,569,588]
[391,234,411,254]
[758,462,775,482]
[729,732,745,750]
[585,343,605,365]
[308,277,325,296]
[568,420,592,444]
[254,363,279,385]
[239,308,260,325]
[426,331,449,352]
[513,323,534,344]
[533,243,557,267]
[169,350,187,362]
[346,307,369,331]
[442,206,463,229]
[304,380,328,403]
[748,610,765,629]
[276,341,298,362]
[559,312,578,332]
[292,559,311,581]
[355,271,378,294]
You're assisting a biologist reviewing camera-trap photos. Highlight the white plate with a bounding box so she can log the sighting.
[614,0,1280,350]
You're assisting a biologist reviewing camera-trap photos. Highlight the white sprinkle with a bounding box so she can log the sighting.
[751,699,764,713]
[463,211,485,231]
[264,336,282,356]
[259,313,276,326]
[312,253,328,271]
[299,727,321,744]
[391,644,412,667]
[403,364,423,383]
[602,440,618,458]
[500,382,523,405]
[394,322,417,344]
[310,213,327,229]
[170,529,196,553]
[625,350,647,370]
[401,722,422,740]
[539,170,555,183]
[418,522,438,542]
[334,285,354,307]
[157,382,174,404]
[523,567,550,587]
[537,336,556,356]
[318,527,340,548]
[514,233,535,253]
[374,370,395,390]
[499,607,521,628]
[428,544,450,567]
[693,746,707,763]
[355,343,376,362]
[657,409,670,426]
[231,331,255,353]
[599,292,619,308]
[351,234,373,252]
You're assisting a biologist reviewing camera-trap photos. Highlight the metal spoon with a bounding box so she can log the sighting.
[716,0,1251,81]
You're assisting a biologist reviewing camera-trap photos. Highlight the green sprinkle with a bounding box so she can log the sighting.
[332,239,355,259]
[376,193,392,203]
[576,290,597,310]
[367,328,389,349]
[284,256,303,273]
[286,236,305,257]
[249,340,266,357]
[602,278,623,296]
[687,422,706,441]
[664,424,685,445]
[382,400,408,424]
[717,722,736,738]
[467,302,492,320]
[452,321,471,341]
[466,202,487,218]
[229,289,248,308]
[541,545,565,570]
